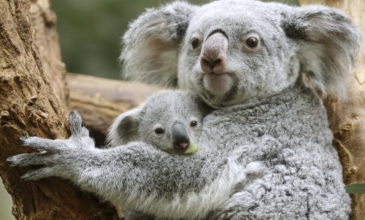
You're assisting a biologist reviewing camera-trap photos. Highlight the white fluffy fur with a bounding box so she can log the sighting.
[116,155,264,219]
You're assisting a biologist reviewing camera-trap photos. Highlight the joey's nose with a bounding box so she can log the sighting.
[200,32,228,74]
[172,123,190,152]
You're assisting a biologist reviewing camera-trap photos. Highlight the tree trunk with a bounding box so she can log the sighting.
[299,1,365,219]
[0,0,118,219]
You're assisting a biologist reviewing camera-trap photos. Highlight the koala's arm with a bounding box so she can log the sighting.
[6,112,172,211]
[6,111,244,219]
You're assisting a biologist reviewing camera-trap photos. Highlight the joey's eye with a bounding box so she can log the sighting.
[246,37,258,48]
[190,120,198,127]
[191,37,201,50]
[155,128,165,134]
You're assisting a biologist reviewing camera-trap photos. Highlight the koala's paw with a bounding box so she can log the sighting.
[7,152,58,181]
[6,111,94,180]
[245,161,265,175]
[68,110,95,149]
[7,153,63,181]
[6,136,74,180]
[69,110,89,138]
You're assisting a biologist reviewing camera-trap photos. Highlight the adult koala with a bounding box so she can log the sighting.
[7,0,360,219]
[121,0,360,218]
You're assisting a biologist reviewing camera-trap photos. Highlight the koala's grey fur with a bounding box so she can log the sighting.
[8,0,361,219]
[120,0,359,218]
[107,90,210,154]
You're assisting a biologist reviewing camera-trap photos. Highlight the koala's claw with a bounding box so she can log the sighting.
[21,167,54,181]
[7,152,51,167]
[19,136,28,142]
[21,136,66,153]
[6,156,19,167]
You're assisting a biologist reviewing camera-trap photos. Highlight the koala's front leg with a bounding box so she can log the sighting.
[7,111,96,181]
[7,111,187,219]
[8,111,228,219]
[7,111,135,205]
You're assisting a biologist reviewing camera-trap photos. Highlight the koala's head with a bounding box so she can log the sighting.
[108,91,209,154]
[121,0,360,107]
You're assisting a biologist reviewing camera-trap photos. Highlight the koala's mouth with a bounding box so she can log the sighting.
[195,72,239,107]
[203,73,234,96]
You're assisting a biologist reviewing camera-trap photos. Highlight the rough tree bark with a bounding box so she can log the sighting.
[299,1,365,219]
[0,0,118,219]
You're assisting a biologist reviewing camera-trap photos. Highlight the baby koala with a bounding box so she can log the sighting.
[108,90,211,155]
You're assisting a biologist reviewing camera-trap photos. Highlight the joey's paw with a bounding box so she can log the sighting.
[245,161,265,175]
[7,140,73,180]
[70,110,82,135]
[69,110,89,137]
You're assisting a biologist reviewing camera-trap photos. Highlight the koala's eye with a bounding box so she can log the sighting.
[242,33,261,52]
[190,120,198,127]
[154,128,165,135]
[246,37,258,48]
[191,37,202,50]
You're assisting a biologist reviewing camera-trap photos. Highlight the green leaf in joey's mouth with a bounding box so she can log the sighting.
[184,143,198,154]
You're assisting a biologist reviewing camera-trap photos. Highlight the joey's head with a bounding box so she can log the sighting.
[121,0,360,107]
[108,91,209,154]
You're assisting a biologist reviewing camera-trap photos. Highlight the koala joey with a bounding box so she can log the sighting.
[108,90,211,154]
[107,90,211,218]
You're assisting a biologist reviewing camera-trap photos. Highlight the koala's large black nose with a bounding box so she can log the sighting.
[172,123,190,152]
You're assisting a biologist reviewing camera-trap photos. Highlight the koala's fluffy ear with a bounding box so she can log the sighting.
[121,2,196,88]
[107,108,142,147]
[282,5,361,96]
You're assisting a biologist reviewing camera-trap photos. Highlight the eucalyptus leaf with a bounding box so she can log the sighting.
[185,144,199,154]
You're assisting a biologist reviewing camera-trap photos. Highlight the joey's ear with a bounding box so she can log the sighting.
[120,2,197,88]
[107,108,142,147]
[282,5,361,96]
